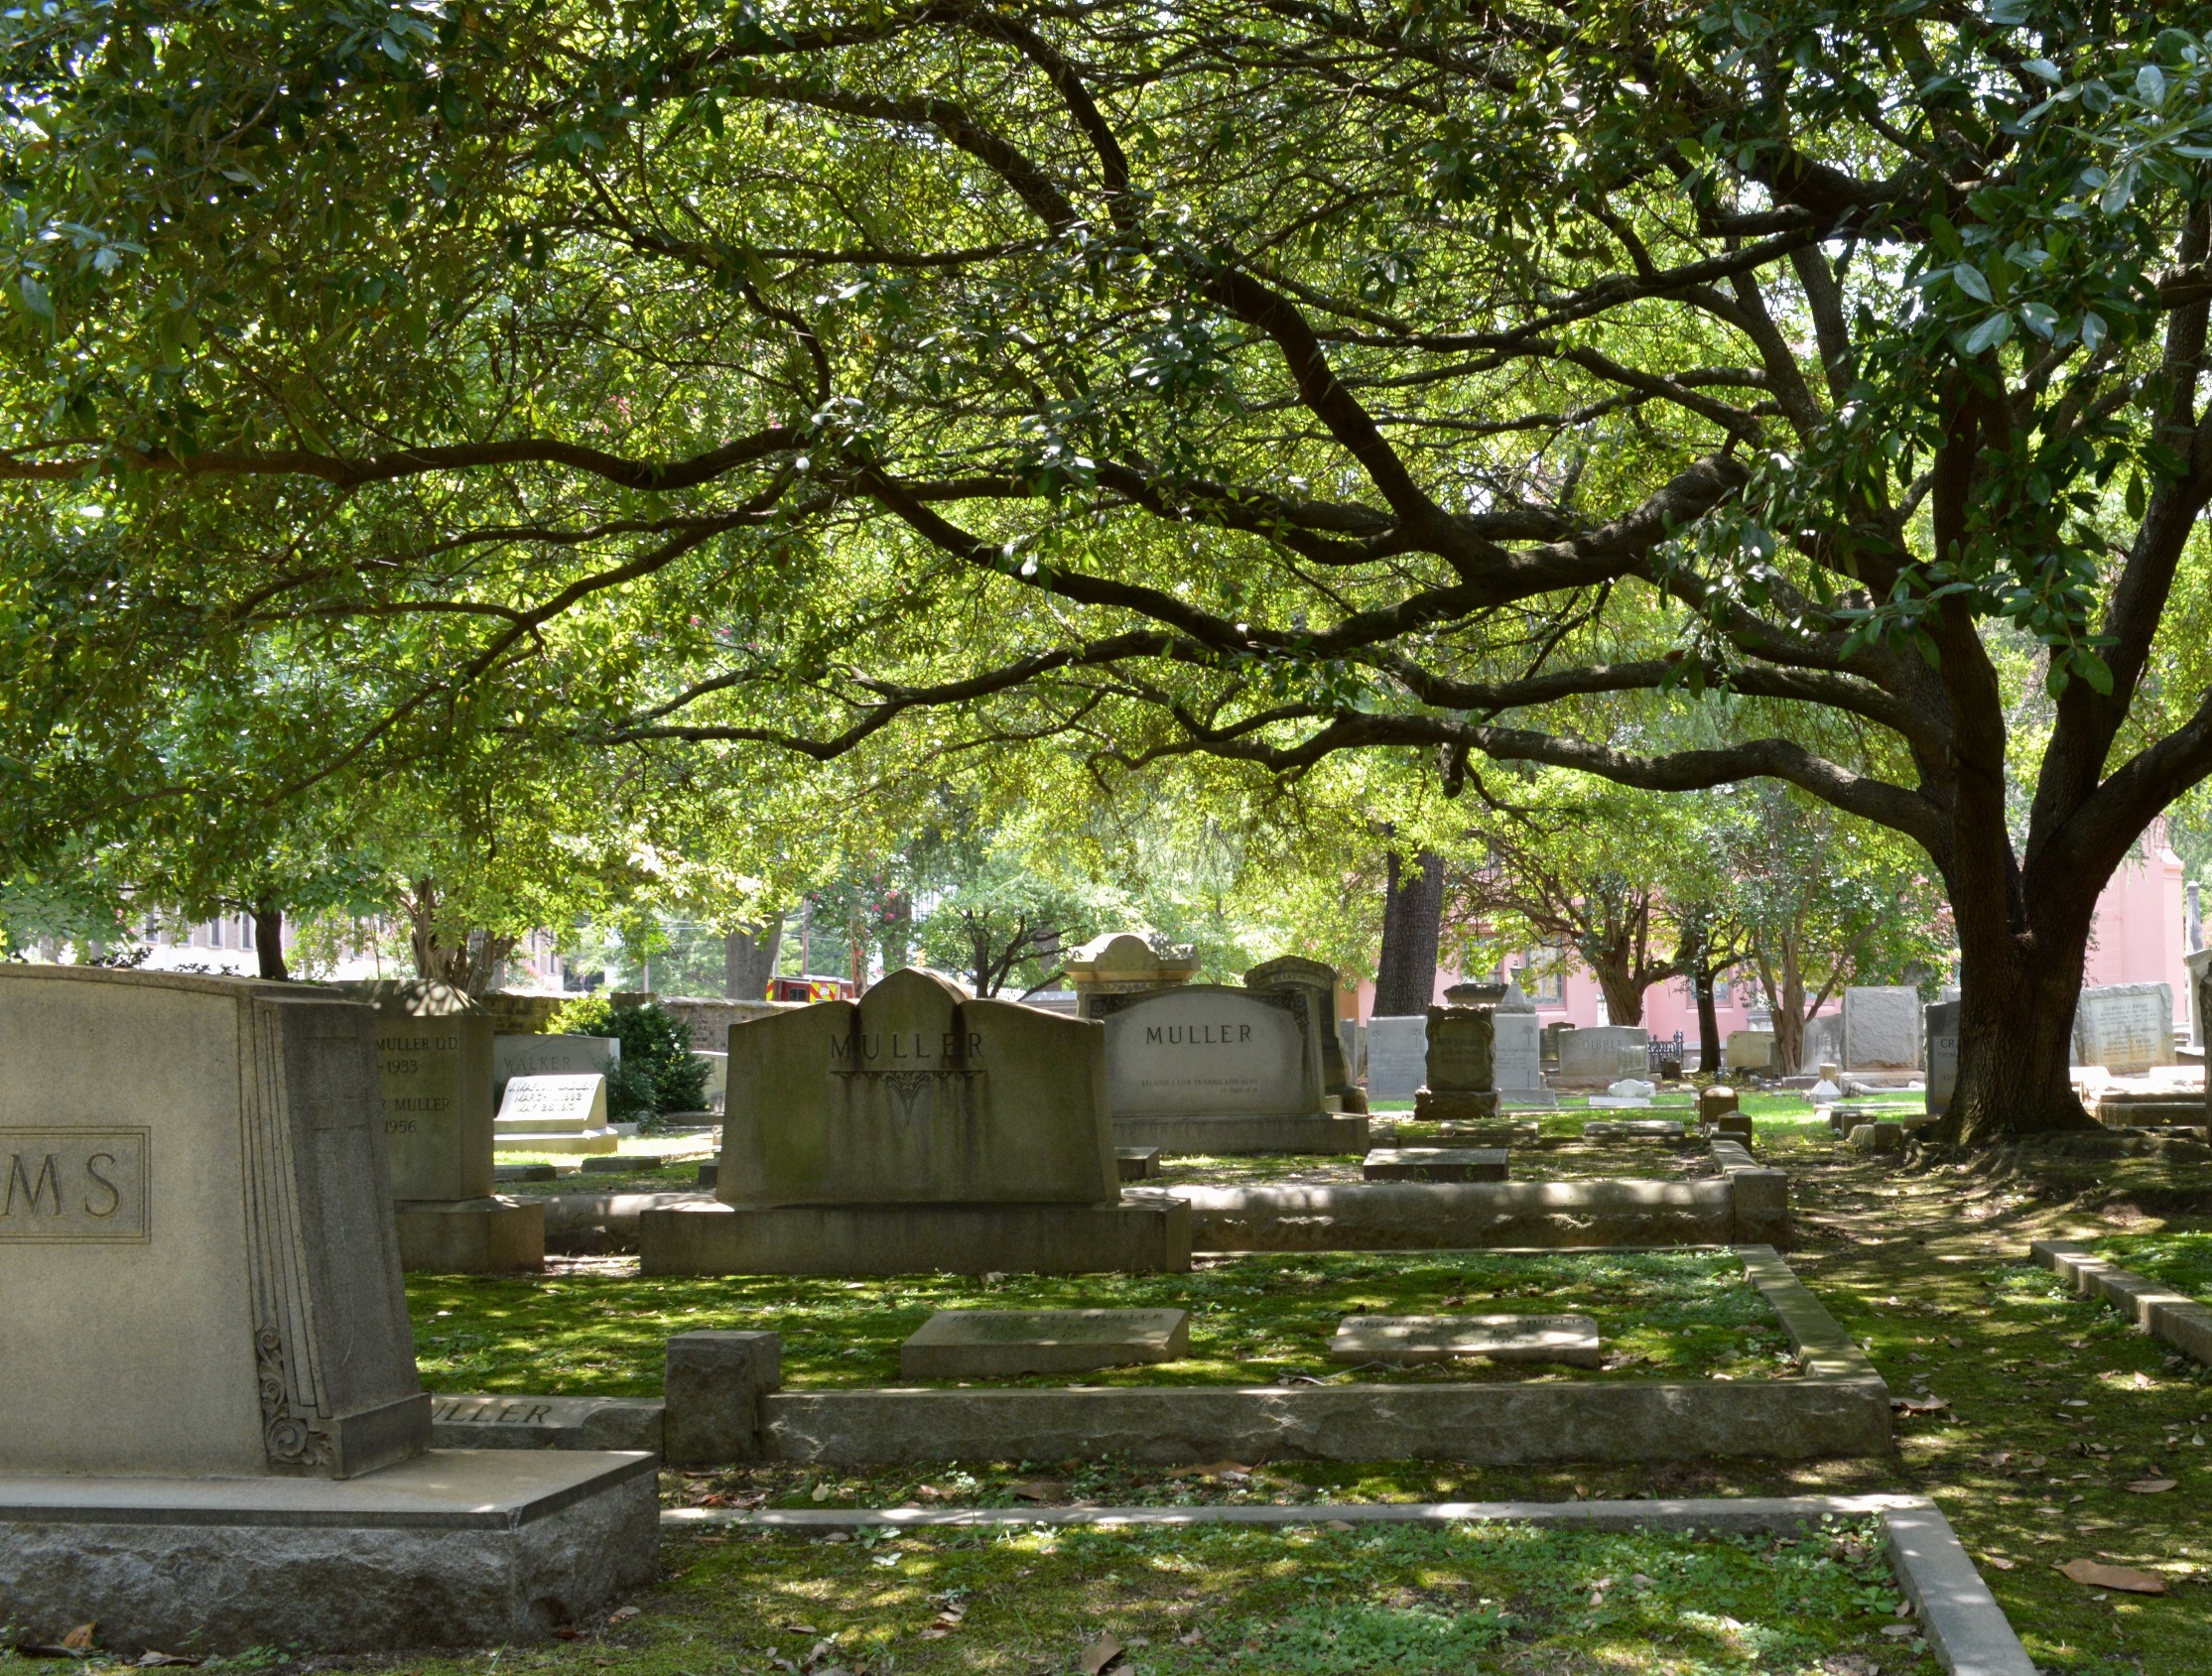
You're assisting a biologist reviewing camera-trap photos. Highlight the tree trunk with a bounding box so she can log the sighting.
[1694,968,1722,1075]
[1774,942,1807,1076]
[1589,949,1647,1026]
[1942,915,2098,1145]
[1373,849,1446,1015]
[724,915,784,998]
[252,902,288,981]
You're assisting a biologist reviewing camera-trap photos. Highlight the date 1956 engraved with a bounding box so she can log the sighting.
[0,1126,151,1242]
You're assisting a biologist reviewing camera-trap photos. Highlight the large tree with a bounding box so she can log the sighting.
[11,4,2212,1139]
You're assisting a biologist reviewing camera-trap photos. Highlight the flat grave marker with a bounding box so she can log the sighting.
[1330,1313,1604,1367]
[1362,1147,1508,1182]
[900,1308,1191,1377]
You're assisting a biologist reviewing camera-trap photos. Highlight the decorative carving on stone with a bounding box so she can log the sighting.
[256,1327,335,1472]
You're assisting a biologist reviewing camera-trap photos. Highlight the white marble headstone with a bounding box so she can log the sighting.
[1365,1015,1428,1099]
[2072,982,2174,1075]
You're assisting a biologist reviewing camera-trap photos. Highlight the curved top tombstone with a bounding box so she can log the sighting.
[1092,983,1323,1120]
[1444,980,1508,1007]
[0,966,427,1480]
[717,967,1116,1208]
[1067,932,1200,983]
[1243,956,1338,993]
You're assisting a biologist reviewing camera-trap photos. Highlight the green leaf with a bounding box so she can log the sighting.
[2126,470,2147,520]
[2137,64,2166,108]
[17,274,51,320]
[1964,311,2014,353]
[2023,59,2062,83]
[2081,311,2109,352]
[2074,649,2115,696]
[1952,263,1992,303]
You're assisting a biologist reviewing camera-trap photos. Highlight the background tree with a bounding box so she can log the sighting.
[17,4,2212,1139]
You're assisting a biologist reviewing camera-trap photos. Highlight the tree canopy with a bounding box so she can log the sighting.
[8,2,2212,1135]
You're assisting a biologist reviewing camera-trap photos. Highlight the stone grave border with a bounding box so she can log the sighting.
[662,1493,2028,1676]
[432,1246,1887,1468]
[529,1135,1788,1255]
[2032,1240,2212,1367]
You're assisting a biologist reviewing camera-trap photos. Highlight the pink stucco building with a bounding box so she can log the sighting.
[1351,818,2191,1038]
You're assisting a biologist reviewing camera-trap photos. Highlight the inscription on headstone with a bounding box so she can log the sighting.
[0,1126,150,1241]
[1923,999,1959,1116]
[1365,1015,1428,1099]
[1095,986,1317,1120]
[341,980,494,1202]
[492,1033,617,1101]
[2072,981,2175,1074]
[1842,985,1921,1071]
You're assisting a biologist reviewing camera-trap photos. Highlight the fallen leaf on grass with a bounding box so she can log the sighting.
[2126,1479,2178,1494]
[1983,1555,2017,1571]
[1323,1518,1355,1531]
[2060,1559,2167,1595]
[917,1629,950,1642]
[1891,1395,1948,1414]
[606,1607,641,1625]
[59,1629,92,1653]
[1081,1633,1123,1674]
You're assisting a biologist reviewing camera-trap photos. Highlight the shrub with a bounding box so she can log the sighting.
[546,994,710,1129]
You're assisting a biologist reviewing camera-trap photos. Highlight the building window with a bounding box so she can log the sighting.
[1512,953,1566,1004]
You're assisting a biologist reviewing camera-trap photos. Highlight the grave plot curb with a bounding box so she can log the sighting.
[1176,1136,1788,1253]
[2031,1239,2212,1366]
[663,1493,2030,1676]
[751,1245,1888,1468]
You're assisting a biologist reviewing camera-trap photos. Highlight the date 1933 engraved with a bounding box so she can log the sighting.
[0,1126,151,1242]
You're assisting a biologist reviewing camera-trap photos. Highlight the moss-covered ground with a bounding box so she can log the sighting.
[363,1091,2212,1674]
[410,1249,1783,1392]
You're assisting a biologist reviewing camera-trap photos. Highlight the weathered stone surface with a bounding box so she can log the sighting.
[0,1452,658,1652]
[1094,983,1323,1125]
[1331,1313,1601,1367]
[494,1163,559,1184]
[1842,986,1921,1070]
[1361,1148,1508,1182]
[1708,1112,1754,1141]
[477,992,569,1036]
[342,979,495,1203]
[1065,932,1200,1013]
[694,1049,727,1112]
[719,968,1116,1207]
[1245,957,1356,1097]
[1710,1140,1790,1245]
[1849,1120,1904,1153]
[395,1197,544,1273]
[0,966,427,1481]
[492,1033,618,1102]
[1110,1111,1368,1155]
[656,996,788,1052]
[496,1073,610,1133]
[1414,1088,1501,1122]
[901,1309,1190,1377]
[581,1153,651,1172]
[1116,1146,1163,1180]
[1178,1179,1734,1250]
[1424,1006,1496,1093]
[1435,1120,1541,1146]
[1921,1001,1960,1115]
[663,1330,781,1467]
[1699,1086,1740,1122]
[1724,1030,1775,1072]
[431,1394,664,1453]
[642,1194,1193,1275]
[1493,1008,1542,1099]
[1581,1119,1687,1139]
[1365,1015,1428,1099]
[2072,981,2176,1074]
[1554,1026,1648,1089]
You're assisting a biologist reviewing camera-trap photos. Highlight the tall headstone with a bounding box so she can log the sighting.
[1063,932,1200,1015]
[1842,985,1922,1070]
[1245,956,1365,1112]
[2186,948,2212,1051]
[1725,1029,1776,1072]
[1923,999,1960,1116]
[2071,981,2176,1074]
[656,995,790,1053]
[1552,1025,1647,1089]
[1092,981,1366,1152]
[1415,1004,1497,1121]
[644,969,1186,1273]
[1540,1021,1573,1069]
[1801,1011,1843,1073]
[342,979,542,1273]
[1365,1014,1428,1099]
[1490,983,1548,1104]
[0,967,653,1649]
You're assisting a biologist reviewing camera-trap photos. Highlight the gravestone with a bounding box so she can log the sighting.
[1337,1018,1366,1088]
[492,1032,618,1102]
[1725,1029,1775,1072]
[1064,932,1200,1014]
[899,1308,1189,1377]
[1365,1015,1427,1099]
[1415,1004,1498,1121]
[1923,1000,1960,1116]
[493,1074,617,1155]
[1361,1147,1508,1182]
[641,968,1188,1274]
[2072,981,2175,1074]
[1093,982,1366,1152]
[1541,1021,1573,1069]
[1246,956,1366,1112]
[2186,948,2212,1050]
[694,1048,727,1113]
[1698,1085,1739,1123]
[1552,1025,1647,1089]
[476,991,568,1036]
[657,995,790,1053]
[1802,1012,1843,1073]
[1329,1313,1603,1367]
[1491,983,1549,1105]
[344,979,541,1273]
[0,967,653,1649]
[1842,986,1922,1070]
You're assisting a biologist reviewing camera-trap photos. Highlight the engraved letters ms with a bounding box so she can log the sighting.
[0,1126,151,1241]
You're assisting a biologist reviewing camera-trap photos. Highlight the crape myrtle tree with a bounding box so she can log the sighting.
[13,4,2212,1140]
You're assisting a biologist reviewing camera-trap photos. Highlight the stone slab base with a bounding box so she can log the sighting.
[431,1394,665,1453]
[1179,1180,1735,1250]
[639,1193,1193,1275]
[900,1308,1189,1377]
[1115,1146,1163,1180]
[396,1197,545,1273]
[2034,1240,2212,1367]
[495,1128,620,1154]
[0,1451,658,1653]
[1413,1089,1498,1122]
[1111,1112,1369,1155]
[1361,1147,1508,1182]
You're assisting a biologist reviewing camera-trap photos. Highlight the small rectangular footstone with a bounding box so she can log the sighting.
[1330,1314,1603,1367]
[1582,1119,1687,1139]
[581,1154,651,1173]
[1437,1120,1540,1146]
[1362,1147,1508,1182]
[1116,1146,1164,1180]
[901,1309,1190,1377]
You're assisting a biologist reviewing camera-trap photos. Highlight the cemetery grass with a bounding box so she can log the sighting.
[409,1250,1789,1395]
